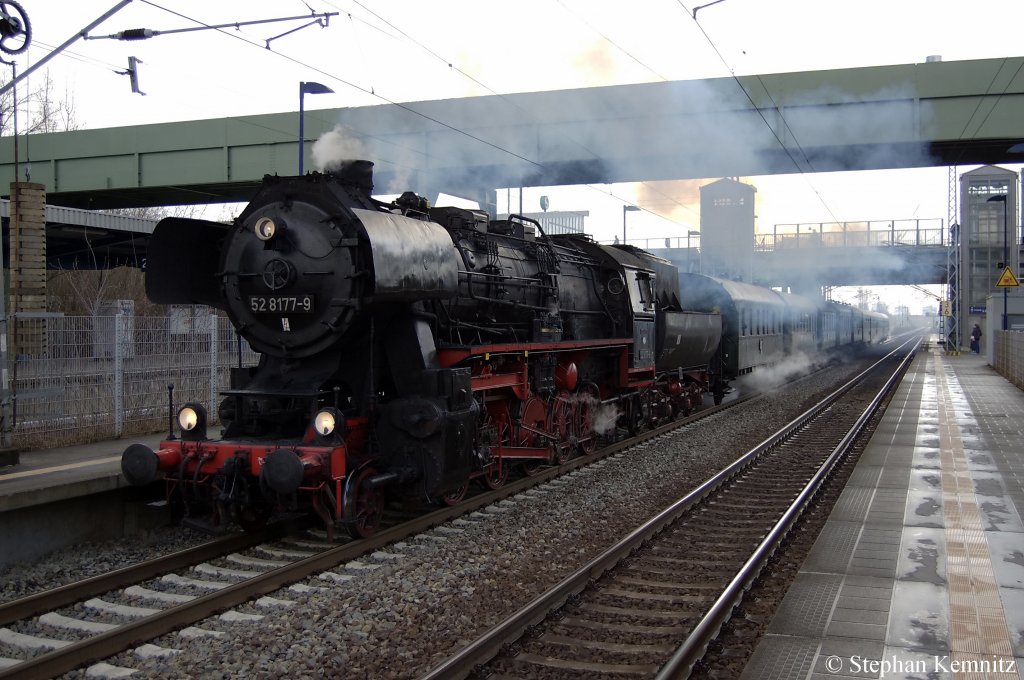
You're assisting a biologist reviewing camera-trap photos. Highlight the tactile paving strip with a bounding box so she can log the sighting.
[934,353,1017,676]
[765,572,843,637]
[739,634,819,680]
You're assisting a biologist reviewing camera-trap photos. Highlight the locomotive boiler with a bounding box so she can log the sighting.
[121,162,723,537]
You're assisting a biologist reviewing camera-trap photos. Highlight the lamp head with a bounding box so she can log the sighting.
[300,81,335,95]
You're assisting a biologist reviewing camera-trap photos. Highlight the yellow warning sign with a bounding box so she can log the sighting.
[996,266,1020,288]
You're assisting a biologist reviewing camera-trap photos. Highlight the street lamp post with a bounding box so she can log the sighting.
[987,194,1009,330]
[622,205,640,246]
[299,81,334,175]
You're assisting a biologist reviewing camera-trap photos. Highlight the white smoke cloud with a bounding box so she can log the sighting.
[311,68,941,222]
[311,126,370,173]
[743,351,823,393]
[591,402,621,436]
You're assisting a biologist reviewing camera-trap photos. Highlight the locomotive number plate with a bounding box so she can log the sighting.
[248,295,315,314]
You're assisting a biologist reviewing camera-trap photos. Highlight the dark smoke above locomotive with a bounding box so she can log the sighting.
[122,161,724,537]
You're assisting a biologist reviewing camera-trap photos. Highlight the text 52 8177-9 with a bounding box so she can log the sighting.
[248,295,315,314]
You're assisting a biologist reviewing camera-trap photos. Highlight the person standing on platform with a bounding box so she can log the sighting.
[970,324,982,354]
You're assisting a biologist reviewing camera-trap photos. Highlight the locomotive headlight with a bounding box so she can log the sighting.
[178,406,199,431]
[177,403,208,440]
[314,409,337,436]
[254,217,277,241]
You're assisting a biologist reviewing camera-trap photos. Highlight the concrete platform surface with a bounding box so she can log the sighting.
[742,346,1024,679]
[0,433,165,513]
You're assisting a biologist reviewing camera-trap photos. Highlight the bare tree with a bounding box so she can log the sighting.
[26,70,79,133]
[0,68,81,135]
[48,266,154,317]
[47,203,228,317]
[2,71,238,317]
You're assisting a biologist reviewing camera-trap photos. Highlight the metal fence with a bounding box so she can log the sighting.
[756,219,945,251]
[993,330,1024,390]
[9,314,259,449]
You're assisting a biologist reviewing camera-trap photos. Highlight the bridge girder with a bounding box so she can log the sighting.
[0,56,1021,210]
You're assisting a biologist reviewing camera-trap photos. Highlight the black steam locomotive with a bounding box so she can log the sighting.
[121,162,723,537]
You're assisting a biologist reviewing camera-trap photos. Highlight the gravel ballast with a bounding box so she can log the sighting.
[49,359,871,679]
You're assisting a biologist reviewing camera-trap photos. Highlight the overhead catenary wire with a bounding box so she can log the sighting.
[137,0,542,169]
[948,57,1024,166]
[21,1,728,229]
[140,0,704,225]
[675,0,846,229]
[329,0,699,224]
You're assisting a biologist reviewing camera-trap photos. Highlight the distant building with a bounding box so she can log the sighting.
[699,178,756,282]
[955,165,1022,345]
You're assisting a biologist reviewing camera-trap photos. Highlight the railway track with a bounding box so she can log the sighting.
[0,378,762,679]
[420,338,917,679]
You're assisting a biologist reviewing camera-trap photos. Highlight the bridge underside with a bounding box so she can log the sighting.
[0,56,1021,211]
[37,138,1024,212]
[652,245,951,291]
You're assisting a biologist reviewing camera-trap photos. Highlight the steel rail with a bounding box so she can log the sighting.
[0,529,280,627]
[0,388,750,679]
[655,339,918,678]
[417,337,919,680]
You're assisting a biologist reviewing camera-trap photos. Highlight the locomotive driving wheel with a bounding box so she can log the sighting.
[516,396,551,475]
[515,396,548,447]
[627,393,650,435]
[548,392,574,464]
[343,467,384,539]
[522,460,545,476]
[481,459,508,490]
[439,481,469,506]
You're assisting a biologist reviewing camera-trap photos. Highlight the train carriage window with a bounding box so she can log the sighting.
[636,273,655,310]
[625,268,656,314]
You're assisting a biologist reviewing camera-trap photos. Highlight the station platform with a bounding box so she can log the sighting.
[0,433,164,514]
[742,345,1024,679]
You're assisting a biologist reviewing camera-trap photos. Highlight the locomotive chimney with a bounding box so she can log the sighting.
[334,159,374,194]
